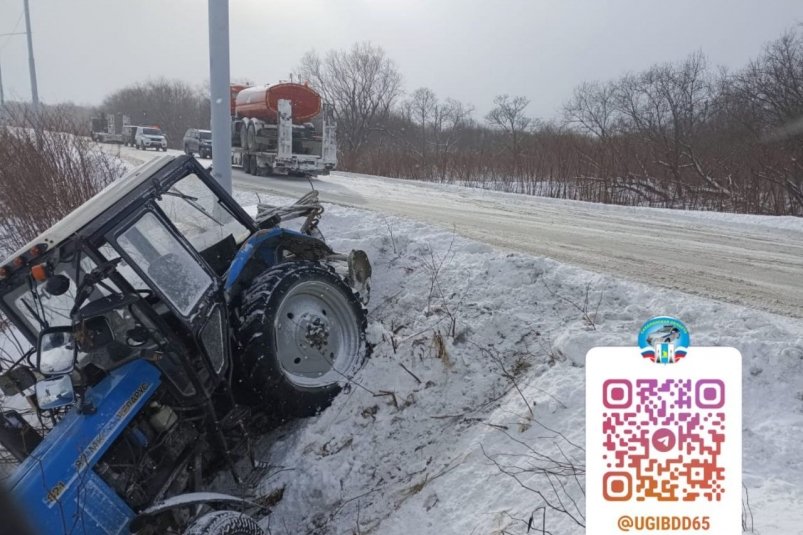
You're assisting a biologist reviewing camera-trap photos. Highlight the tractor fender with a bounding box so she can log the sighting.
[225,228,333,295]
[129,492,263,531]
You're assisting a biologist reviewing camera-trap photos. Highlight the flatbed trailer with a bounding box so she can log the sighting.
[232,99,337,177]
[90,112,130,144]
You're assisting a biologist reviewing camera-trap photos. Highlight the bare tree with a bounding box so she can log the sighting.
[431,98,474,180]
[293,29,802,215]
[298,42,403,165]
[102,78,210,149]
[486,94,532,164]
[564,81,617,140]
[404,87,437,162]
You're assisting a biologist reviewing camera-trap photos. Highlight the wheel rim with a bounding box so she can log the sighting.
[273,279,361,388]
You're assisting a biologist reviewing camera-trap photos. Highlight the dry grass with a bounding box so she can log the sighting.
[0,107,124,255]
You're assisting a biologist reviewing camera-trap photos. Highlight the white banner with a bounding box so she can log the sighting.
[586,346,742,534]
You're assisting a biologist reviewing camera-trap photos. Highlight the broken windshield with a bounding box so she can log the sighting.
[157,173,249,258]
[117,211,212,315]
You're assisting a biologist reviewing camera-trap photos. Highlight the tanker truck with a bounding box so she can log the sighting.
[231,83,337,177]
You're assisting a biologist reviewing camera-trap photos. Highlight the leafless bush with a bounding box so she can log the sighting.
[0,108,124,255]
[473,344,534,419]
[326,29,803,215]
[482,427,586,531]
[421,235,461,339]
[541,280,603,331]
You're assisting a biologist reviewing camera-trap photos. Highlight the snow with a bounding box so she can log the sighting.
[222,189,803,535]
[234,169,803,319]
[58,145,803,532]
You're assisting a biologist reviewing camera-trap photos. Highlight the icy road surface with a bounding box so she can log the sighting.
[233,170,803,318]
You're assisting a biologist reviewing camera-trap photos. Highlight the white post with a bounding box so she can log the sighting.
[277,99,293,160]
[208,0,232,194]
[23,0,39,113]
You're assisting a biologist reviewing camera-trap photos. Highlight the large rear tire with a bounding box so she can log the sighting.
[184,511,263,535]
[233,261,368,417]
[246,123,257,152]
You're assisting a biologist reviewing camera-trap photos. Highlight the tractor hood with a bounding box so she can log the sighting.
[8,360,161,534]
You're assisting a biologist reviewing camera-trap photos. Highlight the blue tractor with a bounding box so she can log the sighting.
[0,155,371,534]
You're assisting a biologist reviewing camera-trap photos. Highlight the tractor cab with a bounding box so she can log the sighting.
[1,156,253,404]
[0,155,369,534]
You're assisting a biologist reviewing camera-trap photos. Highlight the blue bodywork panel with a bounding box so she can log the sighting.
[9,360,161,535]
[225,228,329,291]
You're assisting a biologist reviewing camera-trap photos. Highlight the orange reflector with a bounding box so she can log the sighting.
[0,267,8,279]
[30,245,44,257]
[31,264,48,282]
[12,257,25,268]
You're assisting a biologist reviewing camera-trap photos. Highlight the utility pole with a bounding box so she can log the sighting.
[208,0,232,194]
[0,60,5,108]
[23,0,39,113]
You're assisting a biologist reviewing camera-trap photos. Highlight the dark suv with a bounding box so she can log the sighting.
[183,128,213,159]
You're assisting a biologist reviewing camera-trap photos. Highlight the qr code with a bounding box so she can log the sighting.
[601,378,726,502]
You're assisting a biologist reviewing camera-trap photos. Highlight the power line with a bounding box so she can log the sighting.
[0,10,23,52]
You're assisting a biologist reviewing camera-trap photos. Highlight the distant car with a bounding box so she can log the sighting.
[134,126,167,151]
[183,128,212,158]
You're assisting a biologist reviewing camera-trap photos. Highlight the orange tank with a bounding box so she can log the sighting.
[234,83,322,124]
[230,84,249,115]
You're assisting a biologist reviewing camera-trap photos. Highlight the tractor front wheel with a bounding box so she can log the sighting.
[233,261,367,417]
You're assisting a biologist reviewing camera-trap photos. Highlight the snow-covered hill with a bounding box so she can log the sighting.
[219,190,803,535]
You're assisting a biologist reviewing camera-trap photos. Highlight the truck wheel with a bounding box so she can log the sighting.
[184,511,263,535]
[234,261,368,416]
[246,123,257,152]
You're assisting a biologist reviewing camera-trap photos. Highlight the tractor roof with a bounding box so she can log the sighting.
[2,155,175,270]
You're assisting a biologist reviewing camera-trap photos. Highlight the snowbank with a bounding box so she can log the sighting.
[226,190,803,535]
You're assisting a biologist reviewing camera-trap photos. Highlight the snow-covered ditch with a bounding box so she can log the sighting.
[224,189,803,535]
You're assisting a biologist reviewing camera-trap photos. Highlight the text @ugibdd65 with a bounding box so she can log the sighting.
[617,515,711,531]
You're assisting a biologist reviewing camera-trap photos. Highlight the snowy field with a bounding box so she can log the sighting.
[101,147,803,533]
[224,190,802,535]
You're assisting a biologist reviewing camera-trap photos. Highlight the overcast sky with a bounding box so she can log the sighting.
[0,0,800,119]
